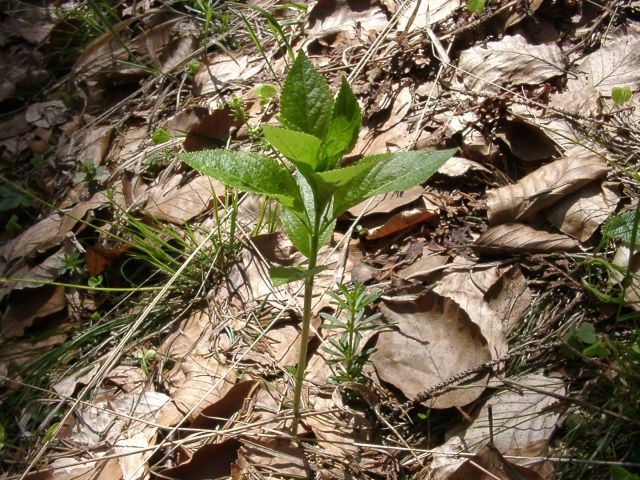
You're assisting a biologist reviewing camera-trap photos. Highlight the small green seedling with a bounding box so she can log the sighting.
[74,159,109,187]
[181,51,456,435]
[61,250,85,277]
[134,348,157,376]
[321,283,384,386]
[611,86,633,106]
[151,128,172,145]
[467,0,487,13]
[255,83,278,106]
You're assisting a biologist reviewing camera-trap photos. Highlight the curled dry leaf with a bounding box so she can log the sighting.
[487,156,609,225]
[458,35,565,94]
[475,223,580,255]
[160,309,214,359]
[183,106,244,152]
[158,438,242,480]
[364,207,439,240]
[495,119,559,162]
[437,156,490,177]
[372,293,491,409]
[1,286,66,339]
[191,380,259,430]
[399,251,449,282]
[546,181,620,242]
[0,191,107,265]
[347,186,424,217]
[485,266,532,335]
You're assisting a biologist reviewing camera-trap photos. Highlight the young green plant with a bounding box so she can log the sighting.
[181,51,456,436]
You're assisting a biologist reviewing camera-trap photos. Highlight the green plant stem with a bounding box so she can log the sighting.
[0,277,162,292]
[291,238,318,437]
[616,201,640,319]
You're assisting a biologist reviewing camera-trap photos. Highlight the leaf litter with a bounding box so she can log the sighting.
[1,0,639,478]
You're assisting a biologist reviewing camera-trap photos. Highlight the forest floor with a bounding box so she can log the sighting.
[1,0,640,479]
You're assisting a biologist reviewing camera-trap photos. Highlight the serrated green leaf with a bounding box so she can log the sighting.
[269,265,328,287]
[263,125,321,170]
[181,150,299,209]
[280,51,333,140]
[333,148,457,216]
[281,207,312,257]
[317,155,382,188]
[321,77,361,169]
[602,210,639,247]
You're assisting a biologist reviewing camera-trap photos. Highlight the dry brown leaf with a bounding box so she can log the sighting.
[495,119,559,162]
[183,106,243,151]
[306,0,388,44]
[25,100,68,128]
[0,248,66,299]
[1,286,66,339]
[191,380,259,430]
[461,373,565,460]
[437,156,490,177]
[0,192,107,265]
[244,322,311,368]
[144,174,223,224]
[364,207,439,240]
[62,391,169,447]
[430,374,563,478]
[552,27,640,115]
[51,454,122,480]
[395,0,460,32]
[458,35,565,94]
[487,156,609,225]
[475,223,580,255]
[158,438,242,480]
[160,309,214,359]
[52,364,100,398]
[545,181,620,242]
[372,293,491,409]
[446,444,542,480]
[305,394,372,458]
[158,356,236,426]
[235,438,311,479]
[193,54,263,95]
[433,266,508,358]
[347,187,424,217]
[485,266,532,335]
[399,251,449,281]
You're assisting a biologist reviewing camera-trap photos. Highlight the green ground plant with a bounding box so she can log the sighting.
[321,283,384,386]
[181,50,456,435]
